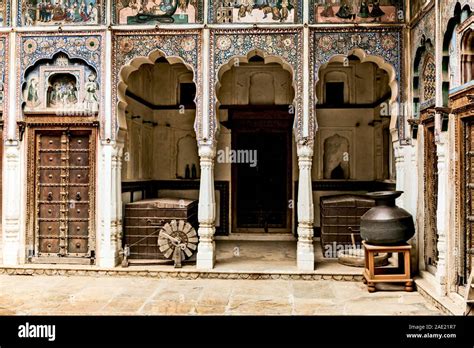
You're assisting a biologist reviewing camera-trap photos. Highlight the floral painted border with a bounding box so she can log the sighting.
[1,0,11,26]
[16,32,105,129]
[0,34,8,139]
[112,30,202,141]
[210,28,305,142]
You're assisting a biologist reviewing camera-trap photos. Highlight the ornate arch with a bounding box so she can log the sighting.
[312,28,402,141]
[442,1,472,106]
[113,31,201,142]
[16,32,105,128]
[210,29,303,143]
[413,37,435,117]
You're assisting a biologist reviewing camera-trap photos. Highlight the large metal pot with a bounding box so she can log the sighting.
[360,191,415,245]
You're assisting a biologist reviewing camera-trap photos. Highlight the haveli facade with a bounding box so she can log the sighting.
[0,0,472,314]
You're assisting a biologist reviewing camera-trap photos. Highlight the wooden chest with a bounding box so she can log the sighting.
[124,198,198,260]
[320,195,374,258]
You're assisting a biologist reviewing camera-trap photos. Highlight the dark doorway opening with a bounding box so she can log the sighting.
[229,108,293,233]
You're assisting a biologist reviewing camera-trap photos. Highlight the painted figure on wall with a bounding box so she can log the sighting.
[323,133,350,180]
[25,77,40,108]
[84,72,99,113]
[21,0,101,26]
[315,0,401,23]
[216,0,297,23]
[47,75,78,107]
[116,0,199,24]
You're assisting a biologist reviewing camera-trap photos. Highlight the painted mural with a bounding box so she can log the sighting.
[19,0,104,26]
[114,0,203,24]
[210,0,302,24]
[311,0,403,23]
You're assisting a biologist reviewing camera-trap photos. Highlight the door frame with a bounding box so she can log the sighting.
[25,123,97,264]
[422,115,438,275]
[228,107,293,234]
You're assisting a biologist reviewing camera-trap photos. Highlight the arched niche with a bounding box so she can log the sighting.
[117,48,197,144]
[316,48,398,133]
[22,52,98,116]
[413,37,435,118]
[460,28,474,85]
[442,2,472,106]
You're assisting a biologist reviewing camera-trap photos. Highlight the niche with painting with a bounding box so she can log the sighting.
[22,53,99,116]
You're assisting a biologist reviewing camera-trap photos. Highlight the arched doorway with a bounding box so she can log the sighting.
[315,53,396,257]
[216,52,296,236]
[118,53,199,262]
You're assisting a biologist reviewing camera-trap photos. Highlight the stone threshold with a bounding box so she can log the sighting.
[0,265,364,281]
[414,272,467,315]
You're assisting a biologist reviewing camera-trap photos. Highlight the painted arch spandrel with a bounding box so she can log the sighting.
[114,0,204,24]
[0,1,11,26]
[19,0,105,26]
[310,0,405,24]
[210,0,303,24]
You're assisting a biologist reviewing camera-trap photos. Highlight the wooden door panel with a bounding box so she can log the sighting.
[39,169,61,183]
[39,152,62,166]
[32,128,95,262]
[69,169,89,184]
[70,151,90,166]
[38,203,61,218]
[39,237,60,254]
[424,124,438,271]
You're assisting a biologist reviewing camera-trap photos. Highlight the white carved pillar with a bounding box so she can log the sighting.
[110,143,124,263]
[196,145,217,269]
[2,30,21,266]
[435,130,448,293]
[297,144,315,271]
[2,144,21,265]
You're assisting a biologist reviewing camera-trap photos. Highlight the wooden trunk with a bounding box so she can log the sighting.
[124,198,198,260]
[320,195,374,258]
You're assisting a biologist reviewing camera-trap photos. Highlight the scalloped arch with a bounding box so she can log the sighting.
[316,48,399,134]
[214,49,297,128]
[117,48,197,142]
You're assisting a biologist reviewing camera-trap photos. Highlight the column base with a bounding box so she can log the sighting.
[2,242,20,266]
[97,249,120,268]
[196,241,216,270]
[297,245,315,271]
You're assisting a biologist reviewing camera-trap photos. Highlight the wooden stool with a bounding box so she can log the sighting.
[362,241,413,293]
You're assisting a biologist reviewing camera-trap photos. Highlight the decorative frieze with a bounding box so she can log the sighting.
[209,0,303,24]
[17,0,105,26]
[113,0,204,25]
[310,0,404,24]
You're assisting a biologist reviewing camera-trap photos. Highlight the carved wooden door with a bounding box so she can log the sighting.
[424,124,438,272]
[462,120,474,284]
[31,128,95,262]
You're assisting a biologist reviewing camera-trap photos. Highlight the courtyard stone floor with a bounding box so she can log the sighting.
[0,275,442,315]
